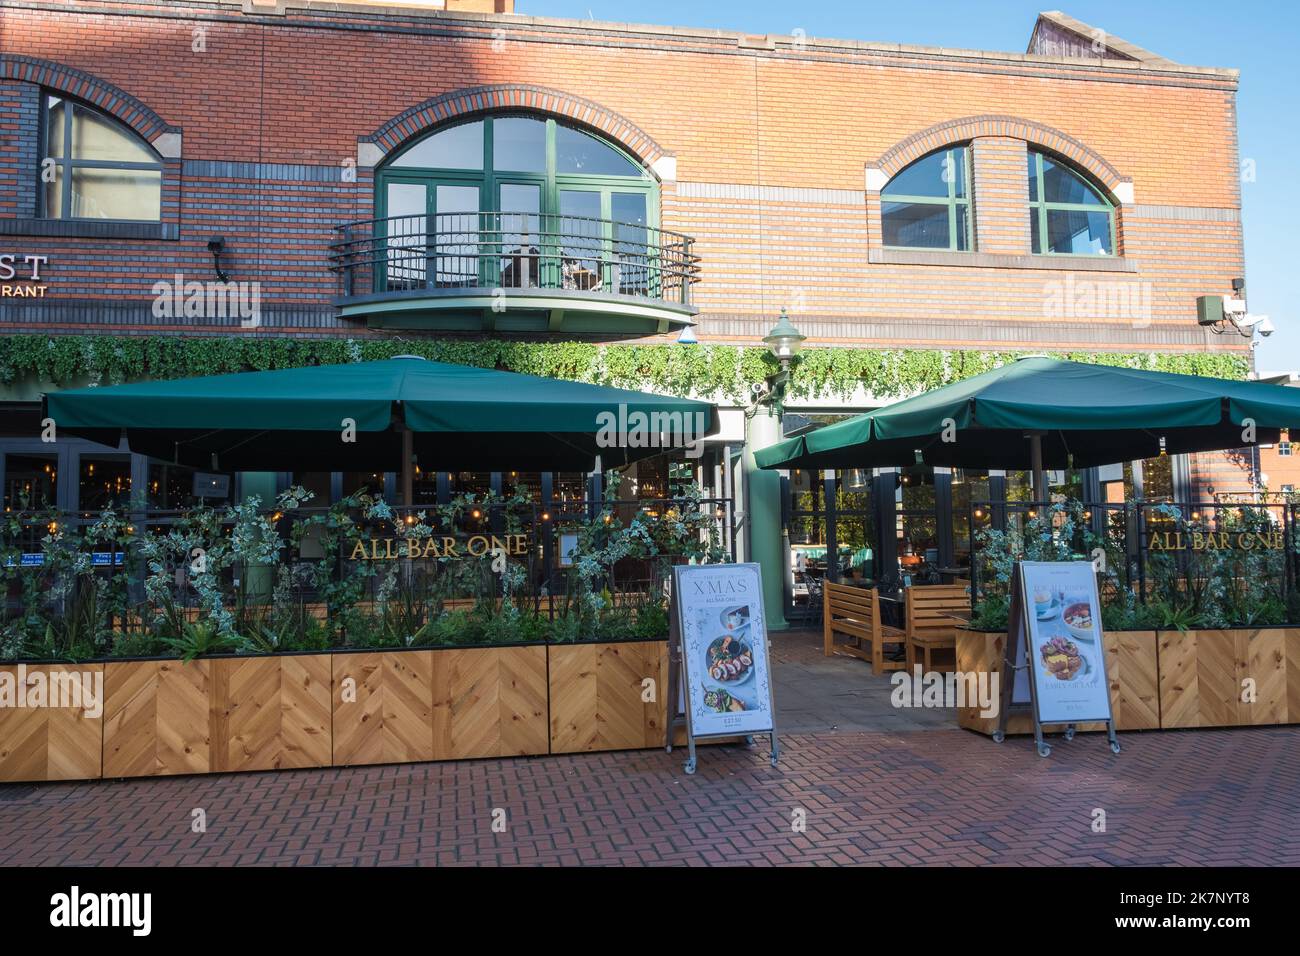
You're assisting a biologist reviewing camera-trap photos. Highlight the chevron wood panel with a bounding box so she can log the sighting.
[1237,629,1286,725]
[104,660,210,777]
[1106,631,1160,730]
[1158,630,1199,728]
[331,651,434,766]
[0,664,104,782]
[210,656,331,772]
[548,641,667,753]
[1287,630,1300,722]
[431,646,548,759]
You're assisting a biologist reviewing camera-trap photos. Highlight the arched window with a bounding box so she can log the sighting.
[40,94,163,221]
[1027,149,1115,255]
[881,146,971,251]
[378,115,657,294]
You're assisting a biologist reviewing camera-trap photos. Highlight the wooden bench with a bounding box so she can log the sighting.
[823,581,906,675]
[904,583,969,673]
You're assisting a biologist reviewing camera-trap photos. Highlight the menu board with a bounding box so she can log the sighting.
[1019,561,1112,725]
[673,563,776,738]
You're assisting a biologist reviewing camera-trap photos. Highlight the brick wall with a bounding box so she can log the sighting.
[0,80,38,218]
[0,0,1247,357]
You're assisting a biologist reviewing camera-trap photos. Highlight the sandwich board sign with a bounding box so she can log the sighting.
[995,560,1120,758]
[667,562,779,774]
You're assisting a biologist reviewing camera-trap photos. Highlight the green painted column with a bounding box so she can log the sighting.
[241,471,278,601]
[744,405,788,632]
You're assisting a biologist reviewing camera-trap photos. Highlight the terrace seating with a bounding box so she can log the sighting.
[903,583,968,673]
[823,581,905,675]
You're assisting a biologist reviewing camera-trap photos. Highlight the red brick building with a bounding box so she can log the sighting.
[0,0,1267,575]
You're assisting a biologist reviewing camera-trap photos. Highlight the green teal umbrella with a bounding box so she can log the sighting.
[756,357,1300,475]
[44,357,718,487]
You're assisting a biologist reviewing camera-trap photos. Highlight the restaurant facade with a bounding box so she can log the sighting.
[0,0,1262,615]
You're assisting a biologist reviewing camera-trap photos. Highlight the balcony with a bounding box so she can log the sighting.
[328,212,700,337]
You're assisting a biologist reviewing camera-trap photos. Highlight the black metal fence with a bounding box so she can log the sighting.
[968,498,1296,618]
[329,211,700,305]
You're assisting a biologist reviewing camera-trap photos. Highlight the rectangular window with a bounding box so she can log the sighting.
[1279,442,1292,457]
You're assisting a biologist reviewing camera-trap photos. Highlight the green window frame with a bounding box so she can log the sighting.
[880,145,972,252]
[1027,149,1116,256]
[375,114,659,294]
[38,92,163,222]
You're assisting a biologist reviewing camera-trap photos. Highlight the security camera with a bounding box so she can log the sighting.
[750,382,766,397]
[207,236,225,254]
[1258,316,1275,337]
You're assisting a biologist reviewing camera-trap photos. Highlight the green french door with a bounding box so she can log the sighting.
[496,180,543,289]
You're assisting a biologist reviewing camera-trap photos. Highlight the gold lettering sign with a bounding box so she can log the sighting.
[1148,531,1284,551]
[350,533,532,561]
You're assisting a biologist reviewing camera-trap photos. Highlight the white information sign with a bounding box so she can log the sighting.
[673,563,776,738]
[1019,561,1112,724]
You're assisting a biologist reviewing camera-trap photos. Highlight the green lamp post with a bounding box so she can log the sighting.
[744,309,806,631]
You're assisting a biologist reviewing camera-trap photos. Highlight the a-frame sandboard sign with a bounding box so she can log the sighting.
[666,563,779,775]
[995,560,1120,758]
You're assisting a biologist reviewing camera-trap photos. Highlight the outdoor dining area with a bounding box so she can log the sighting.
[759,356,1300,732]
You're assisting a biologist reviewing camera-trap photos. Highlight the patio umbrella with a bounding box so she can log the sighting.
[755,357,1300,491]
[43,356,718,501]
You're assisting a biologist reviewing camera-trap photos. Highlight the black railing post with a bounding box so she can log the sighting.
[341,225,354,297]
[681,237,693,306]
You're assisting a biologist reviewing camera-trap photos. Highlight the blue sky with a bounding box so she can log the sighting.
[526,0,1300,371]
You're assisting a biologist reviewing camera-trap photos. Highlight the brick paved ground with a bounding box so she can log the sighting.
[1,726,1297,865]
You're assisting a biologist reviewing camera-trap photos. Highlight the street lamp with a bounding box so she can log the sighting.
[758,308,806,417]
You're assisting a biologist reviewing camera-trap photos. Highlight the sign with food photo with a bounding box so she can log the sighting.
[675,563,775,737]
[1019,561,1112,725]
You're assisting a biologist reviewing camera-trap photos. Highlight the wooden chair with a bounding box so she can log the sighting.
[904,584,968,673]
[823,581,905,675]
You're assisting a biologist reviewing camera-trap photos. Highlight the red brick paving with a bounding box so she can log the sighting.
[0,727,1297,866]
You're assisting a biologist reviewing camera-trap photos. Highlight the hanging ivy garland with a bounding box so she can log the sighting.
[0,334,1250,404]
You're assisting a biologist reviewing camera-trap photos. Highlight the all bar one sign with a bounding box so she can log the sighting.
[1148,530,1285,551]
[0,253,49,298]
[350,533,532,561]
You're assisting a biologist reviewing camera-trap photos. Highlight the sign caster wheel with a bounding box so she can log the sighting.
[1110,741,1122,754]
[1064,728,1076,741]
[769,752,779,768]
[1036,742,1051,758]
[992,731,1005,743]
[683,757,696,775]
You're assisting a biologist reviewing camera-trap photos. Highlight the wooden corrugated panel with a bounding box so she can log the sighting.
[431,646,548,759]
[103,660,210,777]
[210,656,331,772]
[0,664,104,782]
[331,651,433,766]
[548,641,666,754]
[1106,631,1160,730]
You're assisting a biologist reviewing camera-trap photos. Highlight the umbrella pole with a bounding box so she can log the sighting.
[401,426,414,508]
[1029,432,1046,503]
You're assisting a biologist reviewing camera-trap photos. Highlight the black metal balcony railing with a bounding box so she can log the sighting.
[329,212,700,307]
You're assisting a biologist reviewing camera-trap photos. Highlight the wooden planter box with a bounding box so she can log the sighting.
[1158,627,1300,728]
[956,630,1160,735]
[548,640,668,754]
[331,645,549,766]
[102,655,332,777]
[958,626,1300,734]
[0,663,104,782]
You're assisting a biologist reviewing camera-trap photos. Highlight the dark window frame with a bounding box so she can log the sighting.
[39,92,164,223]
